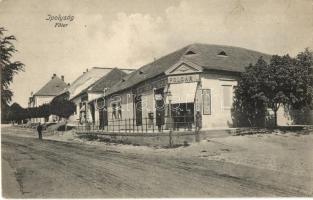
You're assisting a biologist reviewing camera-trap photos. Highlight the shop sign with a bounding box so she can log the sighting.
[168,74,200,84]
[137,78,167,94]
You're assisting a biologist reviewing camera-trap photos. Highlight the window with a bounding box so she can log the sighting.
[217,51,227,57]
[112,103,117,119]
[185,50,196,55]
[112,102,122,119]
[135,95,142,125]
[117,102,122,119]
[222,85,232,109]
[202,89,211,115]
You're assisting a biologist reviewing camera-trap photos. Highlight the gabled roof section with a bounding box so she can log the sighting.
[66,67,134,100]
[106,43,271,96]
[66,67,132,100]
[165,60,203,75]
[106,45,190,95]
[85,68,128,93]
[34,76,68,96]
[183,43,271,73]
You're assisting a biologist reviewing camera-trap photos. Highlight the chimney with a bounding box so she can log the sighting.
[61,75,64,81]
[52,73,56,79]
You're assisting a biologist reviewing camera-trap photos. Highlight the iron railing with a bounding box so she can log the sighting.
[76,115,196,133]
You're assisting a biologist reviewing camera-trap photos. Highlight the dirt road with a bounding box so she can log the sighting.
[2,128,312,198]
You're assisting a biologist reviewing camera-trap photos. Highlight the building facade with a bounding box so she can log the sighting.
[28,74,68,123]
[53,67,134,125]
[95,43,272,130]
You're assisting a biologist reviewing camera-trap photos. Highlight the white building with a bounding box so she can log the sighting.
[28,74,68,122]
[53,67,134,125]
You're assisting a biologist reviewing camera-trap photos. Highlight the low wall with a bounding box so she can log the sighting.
[75,129,236,147]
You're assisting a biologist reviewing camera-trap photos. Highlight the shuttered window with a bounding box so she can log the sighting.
[222,85,232,109]
[202,89,211,115]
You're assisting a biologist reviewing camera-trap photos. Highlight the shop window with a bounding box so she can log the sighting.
[222,85,232,109]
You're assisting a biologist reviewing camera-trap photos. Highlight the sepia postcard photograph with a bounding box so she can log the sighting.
[1,0,313,198]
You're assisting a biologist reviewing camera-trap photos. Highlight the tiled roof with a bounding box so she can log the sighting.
[106,43,271,96]
[80,68,128,94]
[66,67,116,100]
[34,76,68,96]
[184,43,271,72]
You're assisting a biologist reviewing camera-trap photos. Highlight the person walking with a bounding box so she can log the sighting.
[186,110,192,131]
[156,112,163,132]
[195,111,202,134]
[37,122,43,140]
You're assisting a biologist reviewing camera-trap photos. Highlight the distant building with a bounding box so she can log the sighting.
[28,74,68,122]
[53,67,134,124]
[78,68,128,125]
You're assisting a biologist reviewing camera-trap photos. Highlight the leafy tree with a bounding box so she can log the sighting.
[292,48,313,109]
[7,102,26,123]
[286,49,313,124]
[37,104,51,119]
[232,58,268,127]
[263,55,296,125]
[50,99,76,119]
[1,27,25,122]
[233,49,313,127]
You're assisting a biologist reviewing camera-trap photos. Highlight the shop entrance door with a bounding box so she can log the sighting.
[171,103,194,130]
[99,107,108,129]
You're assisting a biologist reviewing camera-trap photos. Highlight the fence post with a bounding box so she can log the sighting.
[129,118,131,133]
[118,119,120,133]
[152,117,154,133]
[125,118,127,133]
[145,118,148,133]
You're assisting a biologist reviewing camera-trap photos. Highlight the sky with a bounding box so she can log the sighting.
[1,0,313,107]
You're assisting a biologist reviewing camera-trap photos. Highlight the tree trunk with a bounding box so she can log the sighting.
[274,110,278,127]
[273,103,281,127]
[65,119,68,131]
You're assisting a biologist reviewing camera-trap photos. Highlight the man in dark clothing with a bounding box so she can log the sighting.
[37,122,43,140]
[156,112,164,132]
[186,110,193,131]
[195,111,202,133]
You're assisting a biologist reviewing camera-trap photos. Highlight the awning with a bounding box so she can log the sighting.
[166,82,198,104]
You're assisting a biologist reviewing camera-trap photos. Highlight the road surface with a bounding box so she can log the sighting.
[2,128,312,198]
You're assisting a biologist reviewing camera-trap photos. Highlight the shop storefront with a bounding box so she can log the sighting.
[99,43,270,130]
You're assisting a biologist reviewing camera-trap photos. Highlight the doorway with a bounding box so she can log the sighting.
[171,103,194,130]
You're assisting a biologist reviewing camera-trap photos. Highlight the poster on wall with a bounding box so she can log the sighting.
[202,89,211,115]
